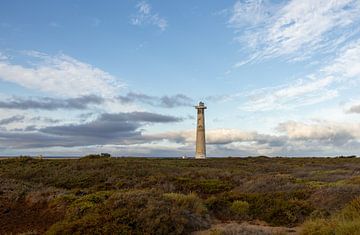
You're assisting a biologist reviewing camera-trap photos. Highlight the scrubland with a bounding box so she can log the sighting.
[1,156,360,234]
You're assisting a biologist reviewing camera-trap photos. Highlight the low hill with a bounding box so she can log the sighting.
[1,156,360,234]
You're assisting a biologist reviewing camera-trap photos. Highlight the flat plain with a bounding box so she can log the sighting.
[1,156,360,234]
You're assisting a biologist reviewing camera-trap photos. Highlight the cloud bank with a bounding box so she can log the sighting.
[0,51,122,97]
[0,111,183,149]
[0,115,24,125]
[118,92,193,108]
[242,39,360,111]
[0,95,104,110]
[148,120,360,156]
[230,0,360,64]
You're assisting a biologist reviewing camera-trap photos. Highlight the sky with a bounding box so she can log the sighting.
[1,0,360,157]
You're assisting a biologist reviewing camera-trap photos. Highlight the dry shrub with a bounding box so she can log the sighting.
[239,174,301,193]
[309,185,360,213]
[205,191,313,226]
[163,192,207,214]
[301,196,360,235]
[47,189,210,235]
[174,177,233,195]
[310,169,352,183]
[0,178,33,201]
[300,218,335,235]
[25,187,65,206]
[3,157,360,233]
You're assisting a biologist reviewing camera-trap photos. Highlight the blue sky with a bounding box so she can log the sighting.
[1,0,360,157]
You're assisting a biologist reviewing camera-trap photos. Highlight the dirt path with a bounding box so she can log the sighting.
[193,222,300,235]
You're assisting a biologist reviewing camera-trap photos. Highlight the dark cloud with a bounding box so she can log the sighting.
[78,112,96,119]
[41,119,139,138]
[0,115,25,125]
[2,112,359,157]
[0,111,183,148]
[41,112,182,138]
[159,94,193,108]
[24,125,38,131]
[118,92,193,108]
[30,116,60,123]
[0,95,104,110]
[117,92,152,104]
[255,135,288,147]
[100,112,183,123]
[347,104,360,114]
[0,131,93,148]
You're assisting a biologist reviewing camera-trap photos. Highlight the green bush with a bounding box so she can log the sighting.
[301,218,335,235]
[66,191,110,219]
[205,195,232,219]
[338,196,360,221]
[47,190,210,235]
[239,192,314,226]
[163,192,207,214]
[205,191,314,226]
[198,179,233,194]
[81,154,111,159]
[230,200,249,218]
[174,177,233,195]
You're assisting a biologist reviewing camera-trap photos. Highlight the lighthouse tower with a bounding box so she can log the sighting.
[195,101,207,159]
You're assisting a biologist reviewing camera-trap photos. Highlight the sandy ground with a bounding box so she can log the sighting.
[193,221,300,235]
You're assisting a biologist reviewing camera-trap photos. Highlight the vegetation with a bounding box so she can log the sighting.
[301,196,360,234]
[1,156,360,234]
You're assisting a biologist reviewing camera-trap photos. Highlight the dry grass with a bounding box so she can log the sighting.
[1,156,360,234]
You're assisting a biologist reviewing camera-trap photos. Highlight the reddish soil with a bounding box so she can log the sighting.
[0,200,64,234]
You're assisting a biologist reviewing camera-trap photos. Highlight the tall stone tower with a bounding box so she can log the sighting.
[195,101,207,159]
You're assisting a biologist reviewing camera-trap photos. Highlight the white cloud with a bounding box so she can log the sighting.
[274,120,360,155]
[321,40,360,79]
[0,52,8,60]
[146,121,360,156]
[2,120,359,156]
[242,40,360,111]
[131,1,168,31]
[0,51,122,97]
[277,120,360,140]
[148,128,278,146]
[230,0,360,63]
[229,0,270,27]
[243,77,338,111]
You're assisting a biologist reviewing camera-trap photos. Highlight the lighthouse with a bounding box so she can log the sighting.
[195,101,207,159]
